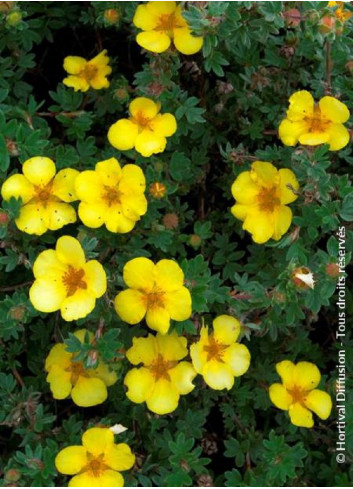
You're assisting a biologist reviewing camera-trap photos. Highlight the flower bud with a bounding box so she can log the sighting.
[149,182,166,199]
[9,305,26,321]
[163,213,178,230]
[104,9,119,24]
[6,10,21,26]
[292,266,315,289]
[189,234,202,248]
[325,262,340,278]
[4,469,20,483]
[283,8,301,27]
[0,211,8,225]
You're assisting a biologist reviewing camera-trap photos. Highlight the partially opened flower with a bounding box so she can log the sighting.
[45,329,117,407]
[75,157,147,233]
[269,360,332,428]
[279,90,350,151]
[329,1,353,22]
[63,49,112,92]
[124,332,196,414]
[133,1,203,55]
[1,156,78,235]
[114,257,192,334]
[55,427,135,487]
[108,97,177,157]
[29,236,106,321]
[231,161,299,244]
[190,315,250,390]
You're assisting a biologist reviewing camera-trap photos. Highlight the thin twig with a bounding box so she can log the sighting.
[0,281,32,292]
[325,41,332,94]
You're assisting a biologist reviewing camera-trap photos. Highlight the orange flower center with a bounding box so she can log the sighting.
[257,186,280,212]
[67,360,87,384]
[144,287,165,309]
[305,105,330,133]
[203,335,228,362]
[155,12,183,34]
[149,353,177,380]
[84,453,109,478]
[32,181,56,206]
[288,385,309,405]
[62,265,87,297]
[133,110,153,129]
[102,186,121,206]
[83,63,98,81]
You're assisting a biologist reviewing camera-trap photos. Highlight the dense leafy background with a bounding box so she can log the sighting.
[0,1,352,486]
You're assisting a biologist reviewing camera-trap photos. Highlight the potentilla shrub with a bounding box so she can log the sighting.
[0,1,352,487]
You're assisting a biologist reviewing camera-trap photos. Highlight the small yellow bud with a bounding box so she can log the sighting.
[149,182,167,199]
[6,10,21,26]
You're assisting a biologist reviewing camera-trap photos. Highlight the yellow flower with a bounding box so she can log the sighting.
[124,332,196,414]
[29,236,107,321]
[114,257,191,334]
[63,49,112,92]
[329,1,353,21]
[45,329,117,407]
[231,161,299,244]
[269,360,332,428]
[133,1,203,55]
[108,97,177,157]
[279,90,350,151]
[1,156,78,235]
[190,315,250,390]
[75,157,147,233]
[55,427,135,487]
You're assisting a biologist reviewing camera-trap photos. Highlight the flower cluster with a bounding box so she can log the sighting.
[63,49,112,92]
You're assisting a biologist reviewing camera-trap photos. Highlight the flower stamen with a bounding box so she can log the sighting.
[203,335,227,362]
[62,265,87,297]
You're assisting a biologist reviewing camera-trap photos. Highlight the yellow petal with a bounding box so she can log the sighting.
[126,334,158,366]
[173,27,203,55]
[71,376,107,407]
[278,168,299,204]
[304,389,332,420]
[149,113,177,137]
[82,427,114,455]
[63,75,90,92]
[202,360,234,390]
[119,164,146,194]
[45,343,72,371]
[104,443,135,471]
[124,367,155,403]
[231,171,259,204]
[46,202,77,231]
[293,362,321,390]
[272,205,292,241]
[108,119,139,151]
[146,378,179,414]
[155,332,188,361]
[33,249,66,278]
[105,206,136,233]
[269,383,293,410]
[92,362,117,387]
[154,259,185,291]
[29,277,66,313]
[136,31,171,54]
[114,289,147,324]
[298,131,329,146]
[75,170,104,202]
[164,287,192,321]
[169,361,196,395]
[242,209,274,244]
[288,402,314,428]
[123,257,154,290]
[83,260,107,298]
[222,343,250,376]
[278,118,309,146]
[95,158,122,186]
[69,470,124,488]
[276,360,295,389]
[130,97,160,120]
[213,315,241,344]
[63,56,87,75]
[73,329,93,343]
[61,289,96,321]
[250,161,278,188]
[47,365,72,399]
[52,168,79,202]
[231,203,250,221]
[190,341,207,374]
[90,73,110,90]
[78,202,106,228]
[133,4,159,30]
[287,90,314,121]
[326,123,350,151]
[56,236,86,267]
[120,193,147,221]
[55,446,88,475]
[22,156,56,186]
[135,129,166,157]
[147,1,177,16]
[319,96,350,123]
[15,204,49,235]
[146,306,170,334]
[89,49,110,68]
[1,174,34,203]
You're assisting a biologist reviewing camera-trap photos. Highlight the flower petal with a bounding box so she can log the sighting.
[278,168,299,205]
[108,119,139,151]
[120,193,147,221]
[169,361,196,395]
[130,97,160,119]
[326,123,350,151]
[250,161,279,188]
[119,164,146,194]
[123,257,155,290]
[269,383,293,410]
[47,365,72,399]
[276,360,295,389]
[133,4,159,30]
[55,446,88,475]
[63,56,87,75]
[288,402,314,428]
[114,289,147,324]
[84,260,107,298]
[202,360,234,390]
[272,205,292,241]
[136,31,171,54]
[22,157,56,186]
[46,202,77,231]
[190,340,208,374]
[82,427,114,456]
[149,113,177,137]
[135,129,166,157]
[213,315,241,344]
[63,75,89,92]
[1,174,34,203]
[56,236,86,267]
[154,259,184,291]
[146,378,179,414]
[92,362,117,387]
[105,205,136,233]
[304,389,332,420]
[71,376,108,407]
[155,332,188,361]
[286,90,314,121]
[69,470,124,488]
[15,204,49,235]
[293,362,321,390]
[319,96,350,123]
[278,118,309,146]
[95,158,122,187]
[164,287,192,321]
[145,306,170,334]
[104,443,135,471]
[45,343,72,371]
[298,131,330,146]
[75,170,104,202]
[222,343,251,377]
[52,168,79,202]
[124,367,155,403]
[147,1,177,16]
[33,249,66,278]
[231,171,259,204]
[126,334,158,366]
[78,202,107,228]
[61,289,96,321]
[242,209,274,244]
[29,277,66,313]
[173,27,203,55]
